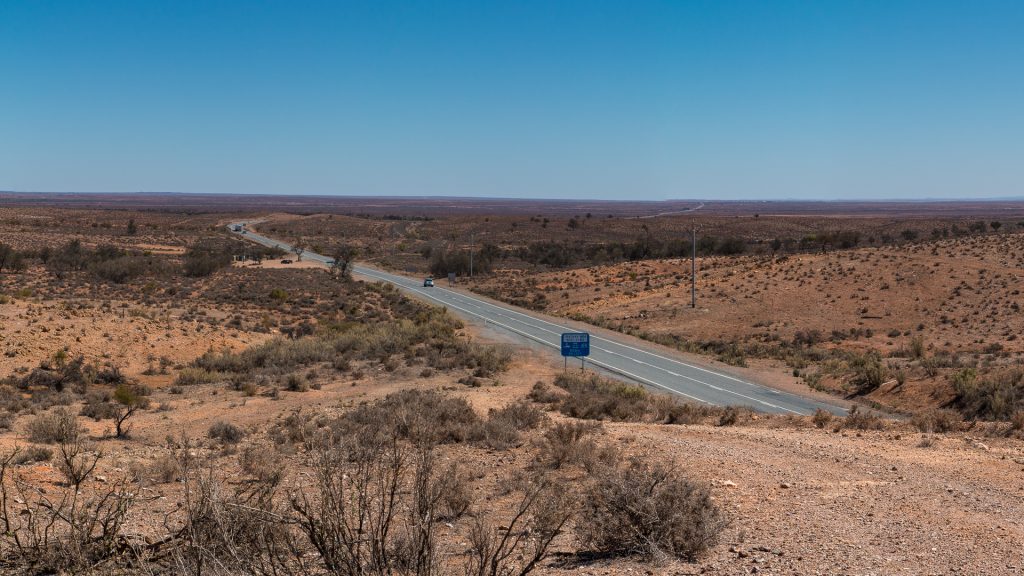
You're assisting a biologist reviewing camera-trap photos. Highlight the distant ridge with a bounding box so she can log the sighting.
[2,191,1024,218]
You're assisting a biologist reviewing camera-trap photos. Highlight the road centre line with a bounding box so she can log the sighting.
[354,267,804,414]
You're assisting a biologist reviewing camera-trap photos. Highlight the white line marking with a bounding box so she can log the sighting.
[231,226,823,415]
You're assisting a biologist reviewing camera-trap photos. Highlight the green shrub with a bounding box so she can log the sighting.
[849,352,887,394]
[952,368,1024,420]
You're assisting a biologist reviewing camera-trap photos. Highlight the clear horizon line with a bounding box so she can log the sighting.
[3,189,1024,204]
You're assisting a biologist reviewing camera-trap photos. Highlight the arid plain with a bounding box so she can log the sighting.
[0,198,1022,575]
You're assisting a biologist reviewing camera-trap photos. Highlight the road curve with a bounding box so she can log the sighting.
[228,223,847,416]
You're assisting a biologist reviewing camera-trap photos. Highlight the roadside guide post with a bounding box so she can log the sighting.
[561,332,590,372]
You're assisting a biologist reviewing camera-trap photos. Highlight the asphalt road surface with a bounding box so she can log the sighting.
[230,223,847,416]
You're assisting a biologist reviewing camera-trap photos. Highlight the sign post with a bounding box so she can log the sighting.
[560,332,590,371]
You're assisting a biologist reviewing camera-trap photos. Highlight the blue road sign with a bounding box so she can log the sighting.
[561,332,590,357]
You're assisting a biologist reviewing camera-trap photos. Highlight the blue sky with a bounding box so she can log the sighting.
[2,1,1023,200]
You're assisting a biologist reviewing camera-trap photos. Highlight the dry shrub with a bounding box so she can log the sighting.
[1012,411,1024,432]
[149,453,180,483]
[489,401,546,431]
[26,407,80,444]
[553,372,650,421]
[0,385,31,415]
[0,443,136,573]
[239,443,285,486]
[578,459,726,561]
[208,421,245,444]
[11,445,52,465]
[268,409,321,449]
[481,417,520,451]
[842,405,885,431]
[651,396,713,425]
[911,409,962,433]
[717,406,753,426]
[174,366,228,386]
[812,408,833,429]
[538,421,602,469]
[481,402,548,449]
[339,389,483,446]
[285,373,308,392]
[290,433,455,576]
[465,477,573,576]
[172,457,295,576]
[79,391,120,420]
[527,381,563,404]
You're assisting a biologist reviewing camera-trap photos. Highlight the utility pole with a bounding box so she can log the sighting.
[469,233,474,278]
[691,228,696,308]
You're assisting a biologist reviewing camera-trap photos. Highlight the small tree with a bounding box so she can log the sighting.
[0,243,26,273]
[331,244,358,279]
[126,218,137,235]
[991,221,1002,232]
[112,384,149,438]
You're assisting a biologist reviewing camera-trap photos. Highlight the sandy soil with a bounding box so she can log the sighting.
[0,297,265,387]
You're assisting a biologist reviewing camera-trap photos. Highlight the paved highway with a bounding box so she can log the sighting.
[229,223,847,415]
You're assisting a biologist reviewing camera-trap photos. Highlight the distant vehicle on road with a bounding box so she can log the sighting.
[423,277,434,287]
[280,259,293,264]
[325,259,335,266]
[232,225,242,232]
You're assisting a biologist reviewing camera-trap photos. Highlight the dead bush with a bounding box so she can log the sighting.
[651,396,713,425]
[171,455,297,575]
[465,478,573,576]
[240,442,285,486]
[0,446,136,573]
[481,417,521,450]
[290,433,457,576]
[578,458,726,561]
[285,373,309,392]
[174,366,228,386]
[438,463,472,521]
